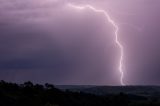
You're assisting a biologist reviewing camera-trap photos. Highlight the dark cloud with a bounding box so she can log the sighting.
[0,0,160,85]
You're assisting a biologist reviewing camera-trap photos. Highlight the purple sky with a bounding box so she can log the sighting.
[0,0,160,85]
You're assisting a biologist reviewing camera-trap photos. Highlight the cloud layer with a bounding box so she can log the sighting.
[0,0,160,85]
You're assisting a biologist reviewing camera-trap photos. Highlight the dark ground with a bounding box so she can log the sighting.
[0,80,160,106]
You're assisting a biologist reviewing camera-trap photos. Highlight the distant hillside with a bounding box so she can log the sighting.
[56,85,160,96]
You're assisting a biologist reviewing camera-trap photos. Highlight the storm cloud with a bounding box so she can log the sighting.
[0,0,160,85]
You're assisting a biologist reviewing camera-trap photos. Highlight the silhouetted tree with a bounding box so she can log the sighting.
[0,81,159,106]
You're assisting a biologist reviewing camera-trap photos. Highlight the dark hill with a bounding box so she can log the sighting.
[0,81,160,106]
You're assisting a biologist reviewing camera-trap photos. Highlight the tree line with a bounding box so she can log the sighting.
[0,80,159,106]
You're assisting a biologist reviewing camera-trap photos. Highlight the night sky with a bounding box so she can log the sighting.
[0,0,160,85]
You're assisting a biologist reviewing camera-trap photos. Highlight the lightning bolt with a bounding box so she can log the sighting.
[67,3,125,85]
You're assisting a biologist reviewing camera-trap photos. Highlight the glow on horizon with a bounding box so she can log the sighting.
[67,3,125,85]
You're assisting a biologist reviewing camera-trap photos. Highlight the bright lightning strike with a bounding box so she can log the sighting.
[67,3,125,85]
